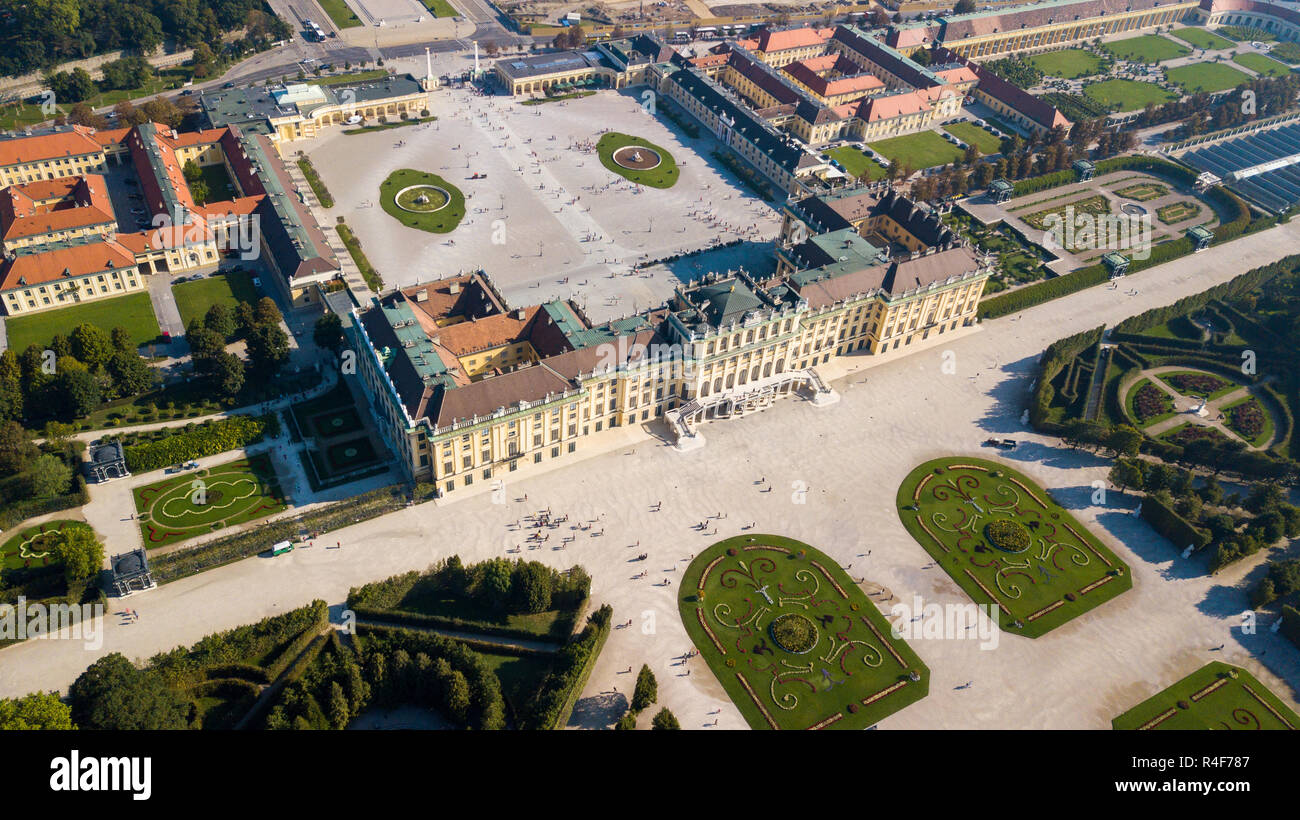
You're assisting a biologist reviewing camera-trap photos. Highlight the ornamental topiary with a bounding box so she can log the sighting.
[769,613,818,654]
[985,519,1031,552]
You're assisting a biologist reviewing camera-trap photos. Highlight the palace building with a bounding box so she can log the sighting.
[0,117,339,315]
[338,185,990,490]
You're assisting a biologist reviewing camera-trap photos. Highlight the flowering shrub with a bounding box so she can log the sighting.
[1166,372,1229,396]
[1133,383,1173,422]
[985,519,1031,552]
[1227,399,1266,439]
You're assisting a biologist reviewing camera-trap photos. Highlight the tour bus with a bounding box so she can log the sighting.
[271,541,294,556]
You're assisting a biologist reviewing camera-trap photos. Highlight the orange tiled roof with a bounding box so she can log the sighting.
[0,175,115,241]
[854,91,932,122]
[0,239,136,290]
[754,26,834,53]
[0,125,106,169]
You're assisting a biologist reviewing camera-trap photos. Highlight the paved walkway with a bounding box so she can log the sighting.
[282,158,373,302]
[4,217,1300,729]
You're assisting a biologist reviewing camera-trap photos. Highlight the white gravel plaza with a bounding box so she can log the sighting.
[304,85,782,321]
[3,220,1299,730]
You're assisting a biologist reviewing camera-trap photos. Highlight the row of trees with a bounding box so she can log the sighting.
[428,554,591,615]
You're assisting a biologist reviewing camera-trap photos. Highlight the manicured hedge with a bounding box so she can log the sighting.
[1282,604,1300,650]
[119,414,278,473]
[1140,494,1212,551]
[522,604,612,730]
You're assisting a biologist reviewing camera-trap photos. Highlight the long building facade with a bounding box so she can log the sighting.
[338,185,990,493]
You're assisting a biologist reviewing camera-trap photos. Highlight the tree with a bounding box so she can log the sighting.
[510,561,553,614]
[54,525,104,588]
[254,296,282,327]
[184,160,210,204]
[328,681,350,729]
[444,670,471,724]
[650,707,680,730]
[204,303,236,338]
[1244,482,1284,515]
[0,692,75,730]
[478,558,513,611]
[70,323,113,369]
[210,351,245,399]
[0,421,38,473]
[110,326,134,353]
[189,315,226,355]
[1106,425,1143,458]
[246,323,289,378]
[105,350,155,398]
[114,99,148,127]
[614,710,637,730]
[632,664,657,712]
[54,369,101,418]
[68,103,108,129]
[1108,459,1144,495]
[954,0,978,12]
[140,96,182,129]
[25,453,72,499]
[313,312,344,354]
[68,654,190,730]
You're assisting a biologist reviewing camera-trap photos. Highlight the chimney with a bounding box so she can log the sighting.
[514,308,526,320]
[449,281,461,294]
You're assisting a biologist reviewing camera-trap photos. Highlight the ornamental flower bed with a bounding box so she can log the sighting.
[1165,424,1230,447]
[1133,383,1173,422]
[1227,399,1266,440]
[1165,372,1229,397]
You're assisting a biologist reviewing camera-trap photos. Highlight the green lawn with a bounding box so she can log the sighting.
[896,457,1131,638]
[379,169,466,233]
[190,163,236,206]
[1169,27,1236,51]
[420,0,458,16]
[596,132,679,188]
[944,121,1002,154]
[172,269,259,331]
[134,455,287,549]
[1113,662,1299,729]
[317,0,363,28]
[680,534,929,730]
[826,145,888,180]
[1166,62,1252,93]
[1083,78,1179,112]
[1101,34,1191,63]
[1027,49,1105,79]
[308,70,390,87]
[867,130,964,171]
[5,291,161,352]
[1233,51,1293,77]
[0,520,93,572]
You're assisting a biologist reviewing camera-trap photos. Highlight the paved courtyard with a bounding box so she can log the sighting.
[3,217,1299,729]
[304,86,782,321]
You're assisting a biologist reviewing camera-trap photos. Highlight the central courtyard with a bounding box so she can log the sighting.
[305,87,782,321]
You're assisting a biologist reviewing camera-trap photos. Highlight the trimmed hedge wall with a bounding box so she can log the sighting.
[523,604,612,730]
[1282,604,1300,650]
[118,414,277,474]
[1140,494,1212,552]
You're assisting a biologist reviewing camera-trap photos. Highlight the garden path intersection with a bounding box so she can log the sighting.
[3,195,1300,730]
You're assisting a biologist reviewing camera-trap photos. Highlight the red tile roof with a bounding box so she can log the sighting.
[0,239,136,290]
